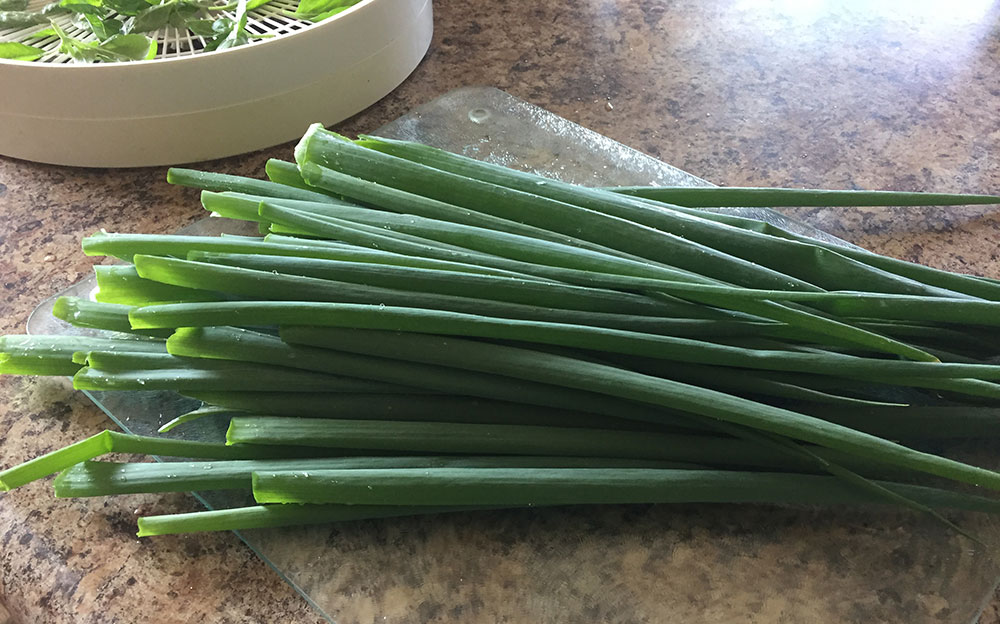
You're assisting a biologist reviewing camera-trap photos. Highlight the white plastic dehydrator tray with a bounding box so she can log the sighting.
[0,0,432,167]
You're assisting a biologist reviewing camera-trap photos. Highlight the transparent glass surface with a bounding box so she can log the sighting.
[28,87,1000,624]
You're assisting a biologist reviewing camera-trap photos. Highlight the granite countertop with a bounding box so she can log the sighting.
[2,1,1000,623]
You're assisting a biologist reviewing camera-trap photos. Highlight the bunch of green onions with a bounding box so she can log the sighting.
[3,123,1000,539]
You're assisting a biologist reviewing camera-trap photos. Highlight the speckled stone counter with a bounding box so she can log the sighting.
[2,1,999,622]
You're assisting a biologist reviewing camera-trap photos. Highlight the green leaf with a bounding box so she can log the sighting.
[85,13,121,39]
[0,41,45,61]
[184,16,214,35]
[26,25,57,37]
[0,9,51,27]
[61,3,104,13]
[202,0,248,51]
[58,0,105,13]
[102,0,147,15]
[200,16,230,49]
[50,22,97,60]
[292,0,349,18]
[300,5,346,21]
[0,0,30,11]
[99,32,156,59]
[40,1,68,13]
[168,1,198,27]
[50,22,155,61]
[131,0,173,32]
[59,0,102,9]
[218,0,248,48]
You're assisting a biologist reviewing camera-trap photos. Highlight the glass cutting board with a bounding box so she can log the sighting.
[28,87,1000,624]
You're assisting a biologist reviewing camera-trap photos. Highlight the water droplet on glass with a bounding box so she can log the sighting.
[468,108,490,124]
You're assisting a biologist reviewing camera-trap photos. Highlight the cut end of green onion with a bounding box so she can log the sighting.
[224,420,238,446]
[0,431,115,491]
[51,296,76,322]
[293,123,327,169]
[135,518,156,538]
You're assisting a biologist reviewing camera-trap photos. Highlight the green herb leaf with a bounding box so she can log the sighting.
[50,22,97,60]
[99,32,156,59]
[102,0,147,15]
[208,0,269,10]
[131,0,173,32]
[40,0,68,13]
[299,5,346,21]
[0,0,30,11]
[60,3,102,12]
[202,0,247,51]
[168,1,199,27]
[85,13,122,40]
[292,0,349,19]
[58,0,105,14]
[183,16,214,35]
[26,25,57,37]
[51,22,155,62]
[0,9,51,27]
[0,41,45,61]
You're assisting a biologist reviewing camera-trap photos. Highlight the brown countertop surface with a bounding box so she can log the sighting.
[2,1,1000,622]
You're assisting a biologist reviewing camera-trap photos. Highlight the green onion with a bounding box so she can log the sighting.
[135,302,1000,381]
[165,326,702,427]
[165,252,676,316]
[71,349,422,393]
[355,135,968,298]
[264,158,320,192]
[0,335,165,376]
[52,297,173,338]
[0,430,312,491]
[55,455,699,497]
[278,327,1000,490]
[798,406,1000,439]
[262,165,618,249]
[225,416,890,475]
[95,265,220,305]
[256,204,939,361]
[127,266,737,332]
[251,467,1000,511]
[610,191,1000,301]
[184,391,682,431]
[295,129,826,292]
[6,127,1000,542]
[136,504,472,536]
[158,406,241,433]
[166,168,340,204]
[607,185,1000,207]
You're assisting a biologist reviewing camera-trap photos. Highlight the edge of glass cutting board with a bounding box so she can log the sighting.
[25,86,999,624]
